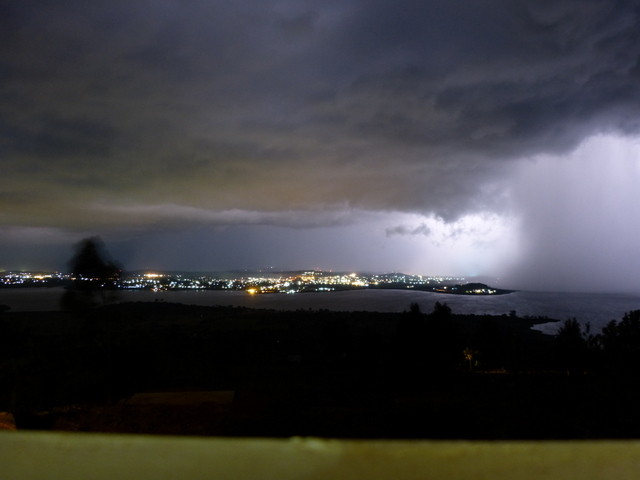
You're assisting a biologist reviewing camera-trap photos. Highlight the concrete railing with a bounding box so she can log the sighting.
[2,431,640,479]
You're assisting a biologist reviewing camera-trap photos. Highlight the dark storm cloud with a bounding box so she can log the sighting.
[339,1,640,153]
[2,0,640,286]
[3,0,640,228]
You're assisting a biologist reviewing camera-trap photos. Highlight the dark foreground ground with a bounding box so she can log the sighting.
[1,301,639,439]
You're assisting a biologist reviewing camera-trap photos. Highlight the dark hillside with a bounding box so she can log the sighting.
[1,302,638,438]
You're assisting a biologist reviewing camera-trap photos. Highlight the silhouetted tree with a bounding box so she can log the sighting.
[409,302,422,316]
[554,318,589,374]
[597,310,640,374]
[395,303,428,370]
[61,237,121,309]
[70,237,120,286]
[431,301,452,320]
[426,302,459,370]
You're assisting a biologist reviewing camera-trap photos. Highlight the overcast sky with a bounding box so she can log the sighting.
[2,0,640,292]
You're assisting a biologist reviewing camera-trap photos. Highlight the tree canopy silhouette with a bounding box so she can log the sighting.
[62,237,121,309]
[554,318,589,373]
[598,310,640,374]
[69,237,120,287]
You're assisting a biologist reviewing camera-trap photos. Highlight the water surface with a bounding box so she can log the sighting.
[2,287,639,334]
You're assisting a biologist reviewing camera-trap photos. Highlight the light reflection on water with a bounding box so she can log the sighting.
[1,287,639,334]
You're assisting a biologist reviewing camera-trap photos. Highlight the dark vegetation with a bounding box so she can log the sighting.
[1,300,640,439]
[60,237,121,310]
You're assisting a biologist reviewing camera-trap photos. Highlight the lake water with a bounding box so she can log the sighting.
[1,287,639,334]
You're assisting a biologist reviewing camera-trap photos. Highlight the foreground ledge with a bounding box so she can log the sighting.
[2,431,640,479]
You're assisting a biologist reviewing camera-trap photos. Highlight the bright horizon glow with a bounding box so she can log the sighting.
[0,135,638,295]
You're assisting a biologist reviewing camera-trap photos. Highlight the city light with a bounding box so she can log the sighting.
[1,269,508,295]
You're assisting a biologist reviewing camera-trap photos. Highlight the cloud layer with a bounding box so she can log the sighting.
[2,1,640,289]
